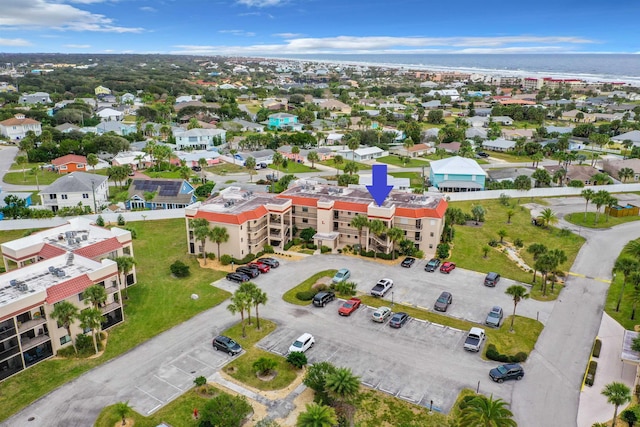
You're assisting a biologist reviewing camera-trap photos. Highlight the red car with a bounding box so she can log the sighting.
[440,262,456,274]
[248,262,270,273]
[338,298,361,316]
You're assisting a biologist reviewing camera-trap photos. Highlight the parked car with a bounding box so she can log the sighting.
[372,306,392,323]
[212,335,242,355]
[254,162,268,170]
[338,298,361,316]
[389,312,409,328]
[463,327,486,352]
[440,262,456,274]
[258,257,280,268]
[489,363,525,383]
[236,266,259,278]
[485,306,504,327]
[288,333,315,354]
[312,291,336,307]
[476,151,490,158]
[424,258,441,272]
[484,272,501,287]
[434,291,453,312]
[266,174,279,182]
[226,272,249,283]
[370,278,394,297]
[332,268,351,284]
[401,257,416,268]
[191,165,202,172]
[248,262,270,273]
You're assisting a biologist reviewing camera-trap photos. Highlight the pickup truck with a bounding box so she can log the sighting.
[370,278,394,297]
[463,327,486,352]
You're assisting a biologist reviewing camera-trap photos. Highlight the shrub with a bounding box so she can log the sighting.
[320,245,331,254]
[585,360,598,386]
[334,281,357,296]
[499,193,511,206]
[200,393,252,427]
[262,244,274,254]
[337,249,342,254]
[568,179,585,188]
[207,253,216,260]
[287,351,308,368]
[123,227,137,239]
[253,357,278,375]
[296,290,317,301]
[283,241,295,250]
[512,352,528,363]
[558,228,573,237]
[485,344,526,363]
[194,182,215,197]
[116,214,125,226]
[194,376,207,387]
[592,339,602,358]
[458,395,478,411]
[436,243,450,259]
[75,334,93,354]
[306,243,317,250]
[220,254,233,266]
[487,239,499,247]
[513,238,524,248]
[95,215,105,226]
[360,250,375,258]
[232,253,256,264]
[170,260,190,277]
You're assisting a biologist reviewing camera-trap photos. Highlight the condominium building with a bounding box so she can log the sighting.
[0,218,136,381]
[185,183,447,259]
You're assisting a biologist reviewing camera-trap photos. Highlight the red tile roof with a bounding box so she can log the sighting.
[192,205,269,224]
[0,117,40,126]
[73,237,122,259]
[51,154,87,166]
[46,274,93,304]
[38,243,67,260]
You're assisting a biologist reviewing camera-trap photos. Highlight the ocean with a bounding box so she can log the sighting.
[271,54,640,86]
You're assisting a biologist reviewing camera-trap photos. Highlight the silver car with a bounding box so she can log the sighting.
[372,306,392,323]
[486,306,504,327]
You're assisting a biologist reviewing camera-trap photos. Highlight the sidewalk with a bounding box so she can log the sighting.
[577,312,636,427]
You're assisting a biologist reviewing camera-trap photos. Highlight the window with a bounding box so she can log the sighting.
[82,194,89,199]
[60,335,71,345]
[430,219,436,226]
[430,232,434,237]
[78,292,84,301]
[61,194,68,200]
[429,244,433,249]
[123,246,131,255]
[49,194,57,199]
[302,218,308,223]
[302,207,308,213]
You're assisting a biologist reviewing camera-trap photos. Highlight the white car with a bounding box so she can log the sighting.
[288,333,315,354]
[372,306,392,323]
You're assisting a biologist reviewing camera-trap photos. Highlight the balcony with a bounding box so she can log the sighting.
[18,316,46,334]
[248,222,267,232]
[101,301,122,315]
[0,326,16,342]
[293,210,316,219]
[0,344,20,362]
[20,334,51,351]
[104,283,119,294]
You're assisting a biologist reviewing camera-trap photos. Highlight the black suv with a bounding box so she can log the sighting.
[312,291,336,307]
[258,257,280,268]
[489,363,524,383]
[212,335,242,355]
[424,258,441,272]
[484,272,501,287]
[236,266,259,278]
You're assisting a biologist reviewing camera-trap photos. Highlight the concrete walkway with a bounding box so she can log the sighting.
[577,312,636,427]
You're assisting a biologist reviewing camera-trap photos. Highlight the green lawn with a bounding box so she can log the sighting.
[389,171,424,188]
[270,162,316,173]
[0,219,230,422]
[448,200,585,288]
[483,151,536,163]
[605,239,640,331]
[3,170,61,186]
[144,170,194,179]
[319,160,372,171]
[206,163,246,175]
[9,161,43,171]
[283,270,337,305]
[375,155,430,168]
[565,212,640,229]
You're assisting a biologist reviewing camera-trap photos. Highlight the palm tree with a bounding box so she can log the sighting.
[114,401,132,426]
[614,257,639,312]
[527,243,548,283]
[625,240,640,260]
[605,195,619,222]
[581,189,595,222]
[252,288,268,330]
[593,190,611,225]
[506,209,515,224]
[629,275,640,320]
[244,157,257,182]
[291,145,300,161]
[79,308,104,354]
[51,301,80,353]
[386,227,404,260]
[307,151,320,169]
[497,229,507,244]
[333,154,344,176]
[343,161,359,176]
[115,256,136,299]
[178,165,191,180]
[227,290,250,337]
[618,167,635,183]
[601,382,631,427]
[505,285,529,332]
[83,284,106,310]
[192,218,212,264]
[15,155,28,181]
[350,214,369,251]
[210,226,230,260]
[539,208,558,228]
[553,168,567,187]
[296,403,337,427]
[272,152,284,177]
[345,132,361,160]
[593,172,612,185]
[87,153,99,173]
[229,149,238,165]
[458,394,517,427]
[239,281,258,324]
[325,367,360,403]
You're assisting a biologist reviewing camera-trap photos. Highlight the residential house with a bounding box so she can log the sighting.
[502,129,534,140]
[429,156,487,192]
[111,151,154,171]
[175,95,203,103]
[487,167,536,183]
[19,92,51,105]
[482,138,516,152]
[174,128,226,151]
[339,146,388,162]
[96,121,136,136]
[173,150,221,168]
[543,164,601,186]
[237,149,275,165]
[50,154,87,174]
[466,128,488,140]
[54,123,80,134]
[94,86,111,96]
[268,113,299,130]
[96,108,124,122]
[490,116,514,126]
[612,130,640,146]
[231,118,265,133]
[421,100,441,109]
[545,126,574,135]
[324,133,344,145]
[561,110,596,123]
[318,100,351,114]
[466,116,489,128]
[359,174,411,191]
[426,89,461,100]
[0,114,42,141]
[120,93,137,103]
[0,217,134,380]
[390,143,433,158]
[185,184,447,258]
[436,142,461,154]
[40,172,108,213]
[126,179,196,210]
[602,158,640,182]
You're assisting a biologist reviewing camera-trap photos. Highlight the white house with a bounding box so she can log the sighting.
[40,172,109,213]
[482,138,516,152]
[339,146,388,162]
[174,128,227,151]
[427,89,461,101]
[0,114,42,141]
[96,108,124,122]
[19,92,52,105]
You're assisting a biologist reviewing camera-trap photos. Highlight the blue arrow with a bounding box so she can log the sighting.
[366,164,393,206]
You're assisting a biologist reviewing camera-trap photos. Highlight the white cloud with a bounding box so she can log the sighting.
[273,33,304,38]
[172,35,595,55]
[218,29,256,37]
[0,0,144,33]
[139,6,157,12]
[235,0,286,7]
[63,43,91,48]
[0,38,32,46]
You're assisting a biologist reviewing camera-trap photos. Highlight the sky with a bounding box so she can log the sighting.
[0,0,638,55]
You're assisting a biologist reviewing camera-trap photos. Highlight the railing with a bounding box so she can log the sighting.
[101,301,122,315]
[0,326,16,341]
[104,283,119,294]
[293,211,316,218]
[248,223,267,232]
[20,334,51,351]
[18,316,46,333]
[249,233,267,244]
[0,344,20,362]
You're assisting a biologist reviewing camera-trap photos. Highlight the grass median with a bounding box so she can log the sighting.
[0,218,230,422]
[565,211,640,229]
[282,269,337,305]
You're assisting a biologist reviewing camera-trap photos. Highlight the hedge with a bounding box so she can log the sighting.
[585,360,598,387]
[296,290,317,301]
[485,344,528,363]
[592,338,602,358]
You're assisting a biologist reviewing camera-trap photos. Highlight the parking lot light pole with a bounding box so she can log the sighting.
[391,291,394,307]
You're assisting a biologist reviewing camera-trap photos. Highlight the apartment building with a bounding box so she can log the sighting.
[0,218,136,381]
[185,183,447,259]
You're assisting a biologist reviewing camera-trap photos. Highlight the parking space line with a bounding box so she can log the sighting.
[186,353,224,371]
[153,374,184,392]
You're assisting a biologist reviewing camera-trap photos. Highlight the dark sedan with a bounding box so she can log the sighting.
[212,335,242,355]
[401,257,416,268]
[489,363,524,383]
[434,291,452,312]
[236,266,259,278]
[424,258,441,272]
[258,257,280,268]
[226,272,249,283]
[389,312,409,328]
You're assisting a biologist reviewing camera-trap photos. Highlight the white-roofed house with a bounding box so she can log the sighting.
[339,146,388,162]
[359,174,410,191]
[429,156,487,192]
[96,108,124,122]
[612,130,640,147]
[482,138,516,152]
[174,128,227,151]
